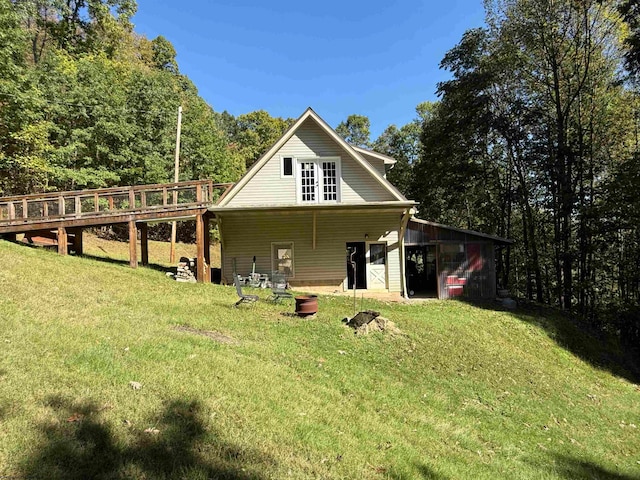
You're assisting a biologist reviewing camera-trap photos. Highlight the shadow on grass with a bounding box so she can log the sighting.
[81,253,171,275]
[81,253,223,284]
[20,395,272,480]
[549,454,638,480]
[458,299,640,384]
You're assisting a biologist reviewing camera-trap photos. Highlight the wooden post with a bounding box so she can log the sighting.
[170,106,183,264]
[58,196,65,216]
[129,188,136,210]
[74,228,83,255]
[8,202,15,220]
[22,199,28,219]
[139,222,148,266]
[203,214,211,281]
[94,193,99,212]
[195,213,207,283]
[43,201,49,218]
[108,196,114,211]
[75,196,81,218]
[128,220,138,269]
[57,227,68,256]
[141,191,147,208]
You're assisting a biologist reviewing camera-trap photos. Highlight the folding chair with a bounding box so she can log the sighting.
[269,272,292,302]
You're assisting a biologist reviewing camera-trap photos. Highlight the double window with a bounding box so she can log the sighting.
[295,157,341,204]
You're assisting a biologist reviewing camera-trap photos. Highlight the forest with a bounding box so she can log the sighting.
[0,0,639,354]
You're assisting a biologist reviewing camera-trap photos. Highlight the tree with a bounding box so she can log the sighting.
[0,0,50,195]
[151,35,177,73]
[373,102,431,197]
[231,110,293,168]
[619,0,640,77]
[336,114,371,148]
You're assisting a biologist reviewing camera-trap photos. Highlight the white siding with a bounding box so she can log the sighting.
[227,118,396,207]
[221,211,402,292]
[358,151,387,177]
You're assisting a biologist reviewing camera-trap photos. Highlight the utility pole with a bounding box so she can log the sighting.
[170,105,183,264]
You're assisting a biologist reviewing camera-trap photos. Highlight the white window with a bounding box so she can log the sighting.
[281,156,294,178]
[296,157,341,204]
[272,242,294,277]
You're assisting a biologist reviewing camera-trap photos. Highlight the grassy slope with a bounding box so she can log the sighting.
[79,232,222,268]
[0,240,638,480]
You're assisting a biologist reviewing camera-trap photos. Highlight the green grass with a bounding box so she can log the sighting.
[0,239,638,479]
[80,232,221,268]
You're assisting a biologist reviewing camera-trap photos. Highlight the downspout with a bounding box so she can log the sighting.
[399,208,413,299]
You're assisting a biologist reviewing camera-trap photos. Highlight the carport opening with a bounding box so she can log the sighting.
[405,245,437,298]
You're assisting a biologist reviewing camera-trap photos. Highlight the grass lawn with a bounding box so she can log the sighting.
[0,239,638,479]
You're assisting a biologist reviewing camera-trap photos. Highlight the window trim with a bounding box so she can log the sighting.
[271,241,295,278]
[280,156,295,179]
[295,156,341,204]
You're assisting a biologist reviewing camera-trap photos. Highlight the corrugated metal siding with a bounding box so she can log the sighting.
[221,211,402,292]
[227,118,395,207]
[437,242,496,299]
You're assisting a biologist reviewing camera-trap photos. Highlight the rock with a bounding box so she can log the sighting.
[129,381,142,390]
[502,298,517,310]
[346,310,380,328]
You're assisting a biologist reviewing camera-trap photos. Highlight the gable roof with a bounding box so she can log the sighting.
[218,107,409,207]
[352,146,397,165]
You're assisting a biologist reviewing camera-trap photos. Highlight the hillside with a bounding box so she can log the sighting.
[0,240,638,479]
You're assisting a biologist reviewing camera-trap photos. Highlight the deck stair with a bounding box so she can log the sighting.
[0,180,233,282]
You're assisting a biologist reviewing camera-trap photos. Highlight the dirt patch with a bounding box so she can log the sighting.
[173,325,237,344]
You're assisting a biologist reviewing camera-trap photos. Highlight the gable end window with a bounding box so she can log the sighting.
[281,156,294,178]
[296,157,341,204]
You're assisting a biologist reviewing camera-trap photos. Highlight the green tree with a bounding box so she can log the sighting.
[373,102,431,196]
[232,110,293,168]
[0,0,50,195]
[336,114,371,148]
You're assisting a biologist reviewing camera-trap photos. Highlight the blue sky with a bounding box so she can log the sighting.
[133,0,487,139]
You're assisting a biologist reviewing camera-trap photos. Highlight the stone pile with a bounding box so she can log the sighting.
[343,310,401,336]
[167,256,197,283]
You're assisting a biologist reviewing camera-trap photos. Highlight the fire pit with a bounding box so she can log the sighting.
[295,295,318,316]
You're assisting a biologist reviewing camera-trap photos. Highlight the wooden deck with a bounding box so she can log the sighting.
[0,180,233,282]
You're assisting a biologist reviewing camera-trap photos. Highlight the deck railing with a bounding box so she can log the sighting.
[0,180,233,226]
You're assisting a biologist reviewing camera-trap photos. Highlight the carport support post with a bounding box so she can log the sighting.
[139,222,148,266]
[203,213,211,269]
[128,220,138,269]
[57,227,68,255]
[73,227,83,255]
[195,212,209,283]
[399,209,412,299]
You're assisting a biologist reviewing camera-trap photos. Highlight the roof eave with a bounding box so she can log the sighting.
[409,217,515,245]
[210,201,416,214]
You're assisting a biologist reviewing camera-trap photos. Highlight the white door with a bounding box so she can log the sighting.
[367,243,387,289]
[297,161,317,203]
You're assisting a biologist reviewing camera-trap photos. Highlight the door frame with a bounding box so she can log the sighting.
[366,241,388,291]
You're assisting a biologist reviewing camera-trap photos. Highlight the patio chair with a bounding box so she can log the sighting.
[270,272,292,302]
[232,265,259,307]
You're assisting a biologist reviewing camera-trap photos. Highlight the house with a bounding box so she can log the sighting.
[210,107,415,296]
[210,107,512,299]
